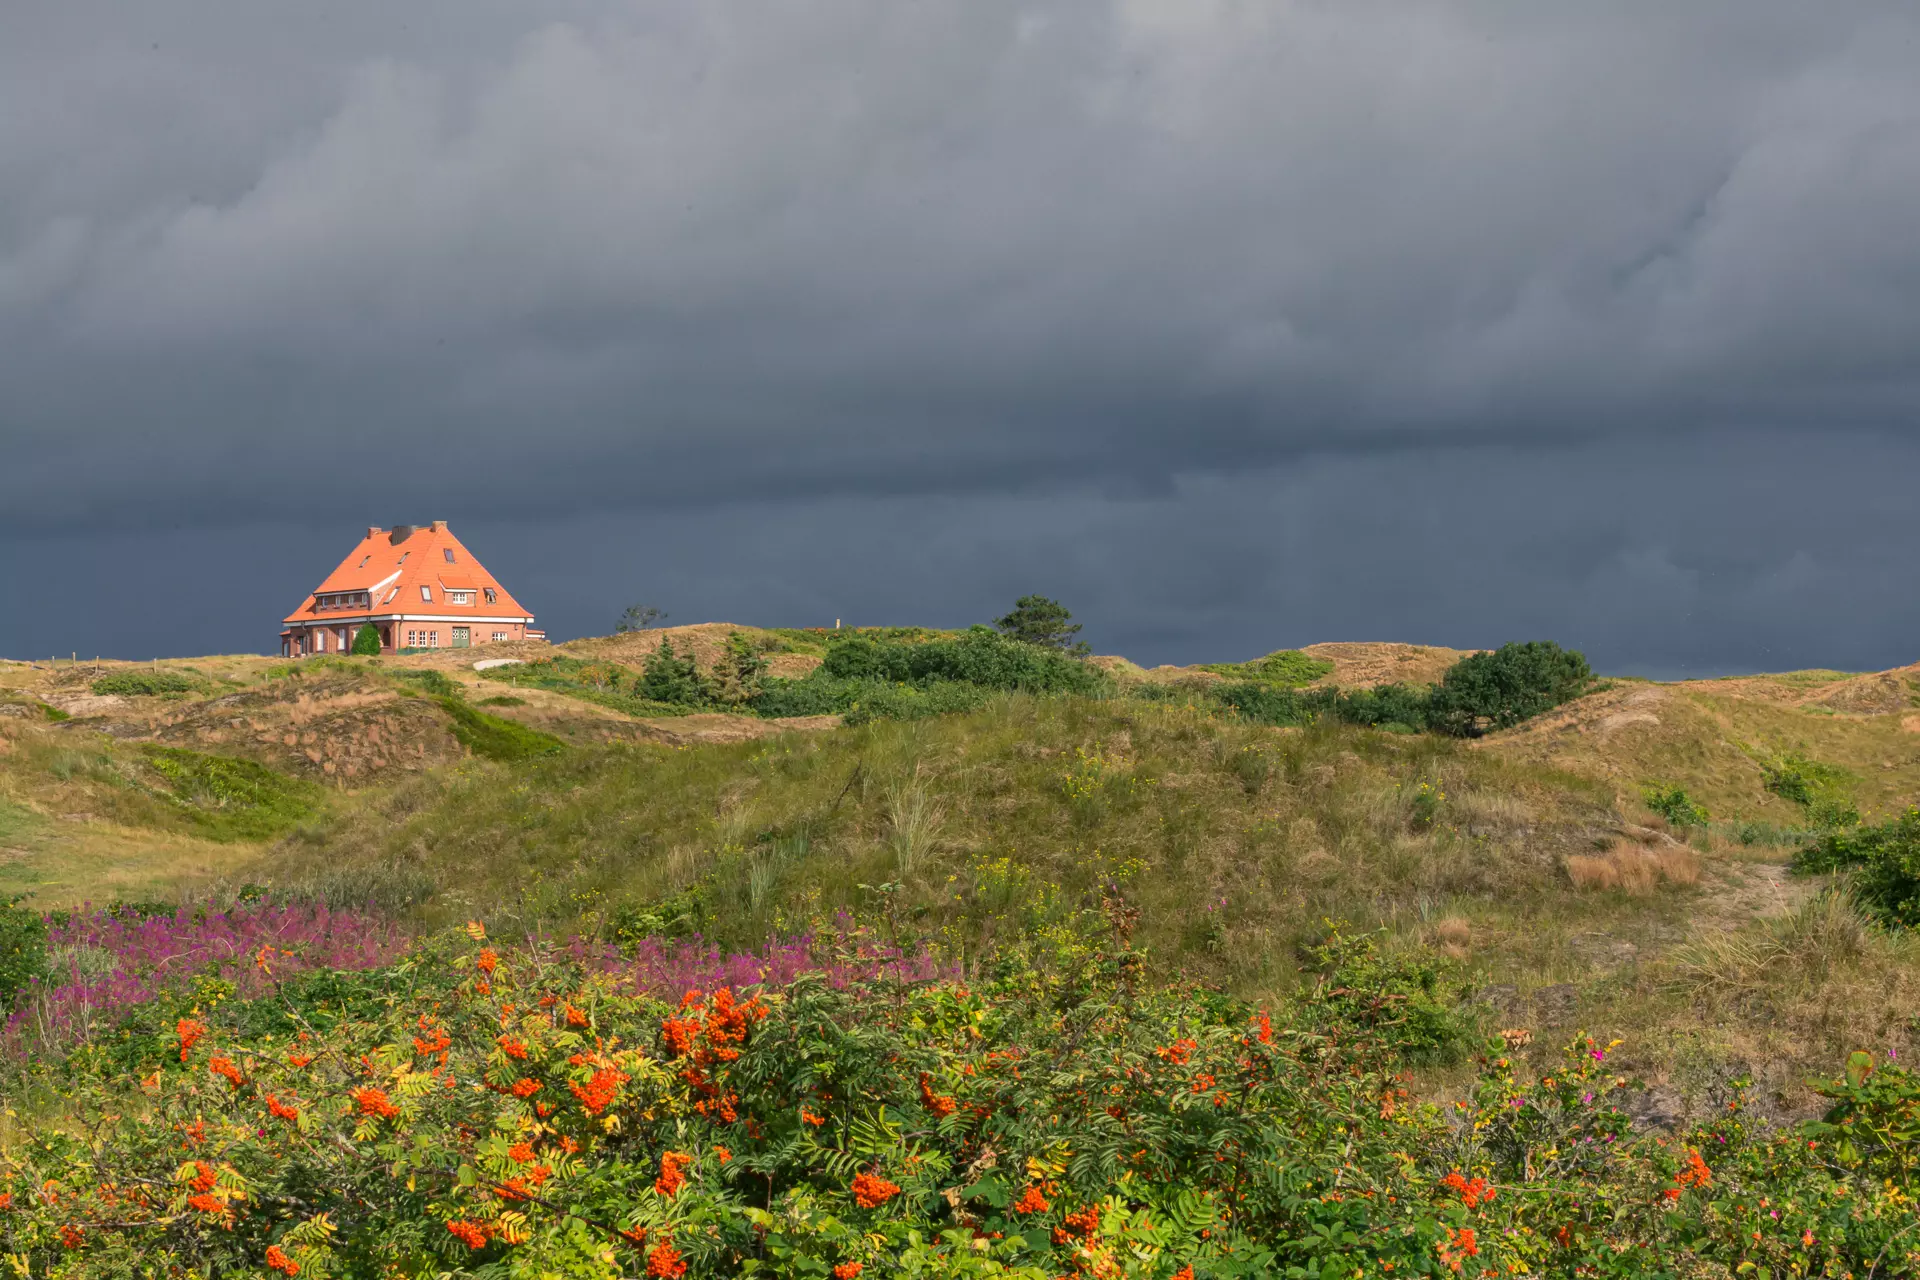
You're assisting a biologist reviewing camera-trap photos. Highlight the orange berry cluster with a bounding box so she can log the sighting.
[1440,1170,1496,1209]
[174,1018,208,1062]
[352,1086,399,1119]
[655,1151,693,1198]
[852,1171,901,1209]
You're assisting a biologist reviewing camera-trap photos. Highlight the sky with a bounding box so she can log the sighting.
[4,1,1919,676]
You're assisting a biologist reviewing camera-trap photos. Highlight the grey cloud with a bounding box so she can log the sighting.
[3,2,1920,670]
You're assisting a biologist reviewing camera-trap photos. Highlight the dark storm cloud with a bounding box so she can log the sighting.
[4,1,1920,667]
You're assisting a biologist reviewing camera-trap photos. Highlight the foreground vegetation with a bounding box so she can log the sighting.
[3,905,1916,1278]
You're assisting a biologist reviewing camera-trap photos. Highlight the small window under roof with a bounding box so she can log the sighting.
[359,555,370,568]
[443,548,455,563]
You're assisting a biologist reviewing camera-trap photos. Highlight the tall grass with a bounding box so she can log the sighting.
[1664,890,1875,996]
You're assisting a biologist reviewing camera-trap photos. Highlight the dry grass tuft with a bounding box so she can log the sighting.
[1566,839,1699,894]
[1665,890,1872,996]
[1430,915,1473,957]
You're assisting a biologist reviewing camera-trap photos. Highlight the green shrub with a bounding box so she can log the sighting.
[1298,925,1469,1065]
[743,673,860,718]
[1643,783,1710,829]
[39,703,70,723]
[1198,648,1334,687]
[821,626,1099,693]
[351,624,383,655]
[708,632,769,707]
[436,697,567,762]
[90,669,202,697]
[1425,641,1593,737]
[1793,805,1920,927]
[759,627,1103,723]
[840,680,992,726]
[1760,751,1852,804]
[1759,752,1859,829]
[0,895,47,1015]
[140,747,322,842]
[638,638,710,706]
[1331,682,1431,729]
[1206,680,1431,732]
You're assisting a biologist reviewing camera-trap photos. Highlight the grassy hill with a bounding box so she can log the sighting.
[4,634,1920,1123]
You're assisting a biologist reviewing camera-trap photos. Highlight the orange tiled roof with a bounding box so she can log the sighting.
[282,523,534,625]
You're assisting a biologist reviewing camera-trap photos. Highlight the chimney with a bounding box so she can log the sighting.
[367,527,380,540]
[431,519,447,532]
[389,524,415,544]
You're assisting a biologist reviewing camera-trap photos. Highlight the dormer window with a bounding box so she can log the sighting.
[484,588,497,605]
[420,586,432,602]
[447,590,474,605]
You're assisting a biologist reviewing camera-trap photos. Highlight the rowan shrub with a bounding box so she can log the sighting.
[3,916,1914,1278]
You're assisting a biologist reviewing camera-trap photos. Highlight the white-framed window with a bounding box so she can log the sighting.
[447,590,473,605]
[491,631,508,642]
[429,630,440,648]
[484,588,497,604]
[420,585,432,602]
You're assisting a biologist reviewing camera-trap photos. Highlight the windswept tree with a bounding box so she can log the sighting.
[993,595,1090,655]
[616,604,668,633]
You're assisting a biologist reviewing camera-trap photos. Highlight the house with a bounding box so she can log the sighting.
[279,521,544,657]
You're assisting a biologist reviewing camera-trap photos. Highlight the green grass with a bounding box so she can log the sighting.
[1196,648,1336,687]
[140,746,323,842]
[435,696,567,762]
[278,695,1613,975]
[475,655,696,718]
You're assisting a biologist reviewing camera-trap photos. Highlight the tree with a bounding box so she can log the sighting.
[638,637,707,706]
[351,624,383,656]
[993,595,1090,655]
[708,632,770,707]
[1425,641,1592,737]
[616,604,668,633]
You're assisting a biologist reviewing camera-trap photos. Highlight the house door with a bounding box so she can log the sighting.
[452,626,470,648]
